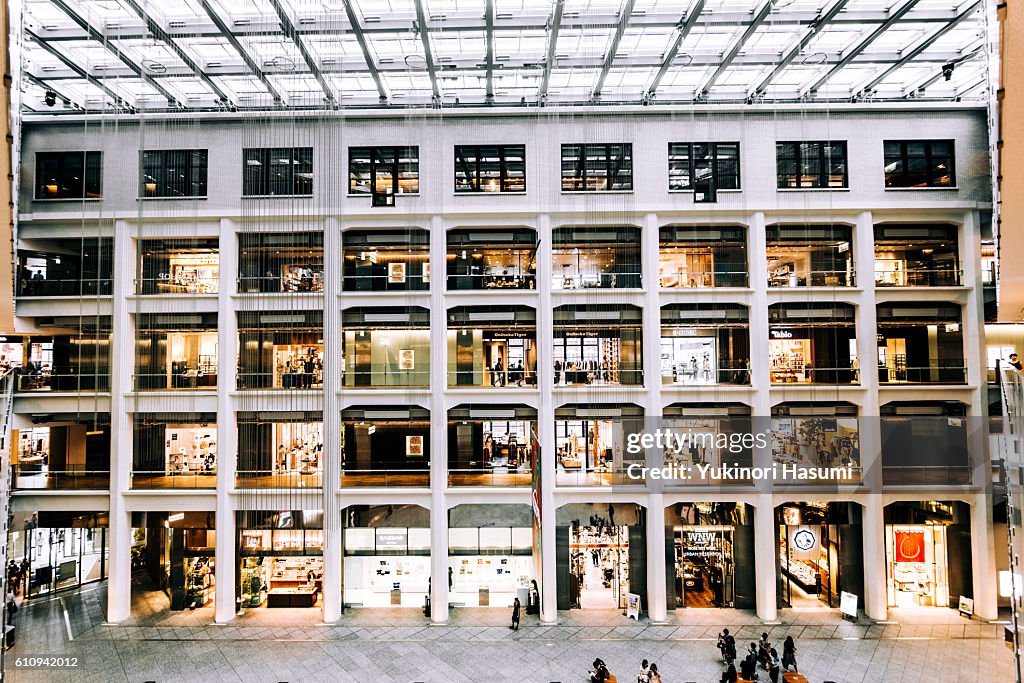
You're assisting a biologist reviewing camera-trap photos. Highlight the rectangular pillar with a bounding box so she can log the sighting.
[645,493,667,622]
[215,218,238,623]
[862,497,888,620]
[754,493,778,622]
[322,217,343,623]
[971,492,999,620]
[536,213,558,623]
[429,215,449,623]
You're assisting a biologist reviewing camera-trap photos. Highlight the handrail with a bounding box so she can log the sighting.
[0,369,17,668]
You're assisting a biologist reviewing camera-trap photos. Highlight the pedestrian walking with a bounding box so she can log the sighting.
[782,635,798,673]
[768,647,781,683]
[637,658,650,683]
[647,663,662,683]
[720,664,738,683]
[510,596,521,630]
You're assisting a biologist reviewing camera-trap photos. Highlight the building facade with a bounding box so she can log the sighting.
[10,104,997,624]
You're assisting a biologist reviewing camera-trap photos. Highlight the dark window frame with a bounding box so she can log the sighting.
[776,141,848,189]
[35,151,103,200]
[348,146,420,196]
[242,147,314,196]
[883,140,956,188]
[454,145,526,193]
[668,142,741,191]
[140,149,209,198]
[561,143,633,192]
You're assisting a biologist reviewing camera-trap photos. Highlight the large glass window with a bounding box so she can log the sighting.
[554,406,644,486]
[238,231,324,293]
[552,227,642,289]
[447,306,537,388]
[776,142,848,189]
[874,224,960,287]
[668,143,740,191]
[884,140,955,188]
[135,313,218,390]
[35,151,102,199]
[661,305,750,386]
[766,225,853,287]
[237,415,323,488]
[447,228,537,290]
[132,416,217,489]
[448,406,536,487]
[454,145,526,193]
[141,150,208,197]
[561,144,633,191]
[17,237,113,296]
[237,311,323,390]
[137,238,219,294]
[343,228,430,292]
[243,147,313,196]
[769,303,858,385]
[876,303,966,384]
[553,305,643,386]
[343,307,431,388]
[349,146,419,196]
[659,226,747,288]
[342,408,431,487]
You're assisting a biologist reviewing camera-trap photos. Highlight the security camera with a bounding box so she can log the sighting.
[44,90,57,107]
[942,63,955,81]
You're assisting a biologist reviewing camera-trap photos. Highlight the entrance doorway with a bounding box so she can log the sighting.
[675,526,734,607]
[777,503,844,609]
[570,525,629,609]
[885,524,950,608]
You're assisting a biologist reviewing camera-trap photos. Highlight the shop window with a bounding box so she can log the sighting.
[141,149,208,198]
[668,142,740,192]
[766,225,853,288]
[236,417,323,488]
[132,419,217,488]
[135,326,219,391]
[238,231,324,293]
[776,141,848,189]
[447,307,537,389]
[243,147,314,196]
[885,524,950,608]
[768,303,858,385]
[35,151,102,199]
[769,415,861,482]
[17,237,113,297]
[553,306,643,386]
[876,303,966,384]
[658,226,747,289]
[884,140,955,188]
[341,408,431,487]
[448,408,537,487]
[447,228,537,290]
[552,227,642,290]
[349,146,419,196]
[554,408,646,486]
[561,144,633,192]
[661,305,750,385]
[874,225,960,287]
[454,145,526,193]
[138,238,220,294]
[343,313,431,389]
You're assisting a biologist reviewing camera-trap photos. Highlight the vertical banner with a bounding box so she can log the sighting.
[531,428,542,607]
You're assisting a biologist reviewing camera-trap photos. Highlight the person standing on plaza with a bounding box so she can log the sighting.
[637,658,650,682]
[647,662,662,683]
[768,647,781,683]
[782,635,798,673]
[510,596,521,630]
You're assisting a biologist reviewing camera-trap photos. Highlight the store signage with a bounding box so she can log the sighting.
[672,328,699,337]
[770,329,794,339]
[793,528,816,551]
[682,530,726,560]
[423,262,430,283]
[840,591,858,618]
[958,595,974,617]
[406,435,424,457]
[399,349,415,370]
[388,262,407,283]
[376,531,408,549]
[626,593,641,620]
[895,530,926,563]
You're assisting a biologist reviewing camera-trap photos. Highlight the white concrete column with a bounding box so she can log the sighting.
[854,211,879,399]
[971,492,999,620]
[861,497,888,621]
[215,218,238,623]
[322,217,343,623]
[748,212,771,398]
[428,214,449,623]
[641,212,667,622]
[754,492,778,622]
[961,210,986,406]
[107,219,134,623]
[537,213,558,623]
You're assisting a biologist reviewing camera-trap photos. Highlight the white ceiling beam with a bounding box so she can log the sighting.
[413,0,442,103]
[644,0,706,101]
[198,0,283,103]
[25,28,134,110]
[539,0,565,102]
[340,0,389,102]
[270,0,335,103]
[695,0,773,99]
[592,0,637,100]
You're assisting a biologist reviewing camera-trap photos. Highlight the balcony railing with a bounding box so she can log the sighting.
[343,369,431,389]
[136,277,219,295]
[237,275,324,293]
[235,470,323,489]
[553,369,643,386]
[236,371,324,390]
[882,465,971,485]
[18,372,110,392]
[658,269,749,289]
[447,469,532,487]
[768,270,854,287]
[131,470,217,489]
[554,467,646,487]
[878,365,968,384]
[770,366,860,385]
[873,261,961,287]
[551,271,643,289]
[134,372,218,390]
[12,468,110,490]
[447,273,537,290]
[448,370,538,389]
[340,469,430,487]
[17,278,113,297]
[662,363,750,386]
[342,274,430,292]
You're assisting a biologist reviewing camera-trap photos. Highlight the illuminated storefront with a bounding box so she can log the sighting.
[661,304,749,385]
[667,503,754,610]
[138,237,220,294]
[341,406,431,486]
[132,414,217,488]
[238,231,324,293]
[554,404,644,486]
[448,306,537,388]
[769,303,857,384]
[135,313,218,390]
[342,228,429,292]
[447,227,537,290]
[447,404,537,486]
[238,511,323,609]
[343,307,431,388]
[770,403,861,481]
[343,505,430,609]
[659,225,747,288]
[766,224,854,287]
[777,502,862,609]
[237,311,323,390]
[236,412,323,488]
[553,305,643,386]
[552,227,641,290]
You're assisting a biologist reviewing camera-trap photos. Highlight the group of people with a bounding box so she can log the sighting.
[490,357,529,387]
[6,560,28,597]
[279,352,322,389]
[718,629,798,682]
[587,657,663,683]
[20,268,47,295]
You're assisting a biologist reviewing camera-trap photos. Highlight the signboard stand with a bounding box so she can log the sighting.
[839,591,859,622]
[958,595,974,619]
[626,593,641,620]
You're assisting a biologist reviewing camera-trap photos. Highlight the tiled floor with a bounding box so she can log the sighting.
[4,580,1016,682]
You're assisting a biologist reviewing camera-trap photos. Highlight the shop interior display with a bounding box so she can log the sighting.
[274,346,324,388]
[274,424,323,475]
[156,258,219,294]
[239,556,323,608]
[569,525,630,609]
[449,556,532,606]
[674,526,734,608]
[280,265,323,292]
[554,338,622,385]
[165,427,217,475]
[185,557,213,607]
[556,420,616,472]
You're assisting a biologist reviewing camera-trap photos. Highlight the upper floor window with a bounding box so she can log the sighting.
[141,150,208,198]
[884,140,955,188]
[243,147,313,196]
[776,141,848,189]
[349,146,419,196]
[668,143,740,192]
[36,151,102,199]
[454,145,526,193]
[561,144,633,192]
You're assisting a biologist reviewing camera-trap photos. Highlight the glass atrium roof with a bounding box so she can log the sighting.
[19,0,991,113]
